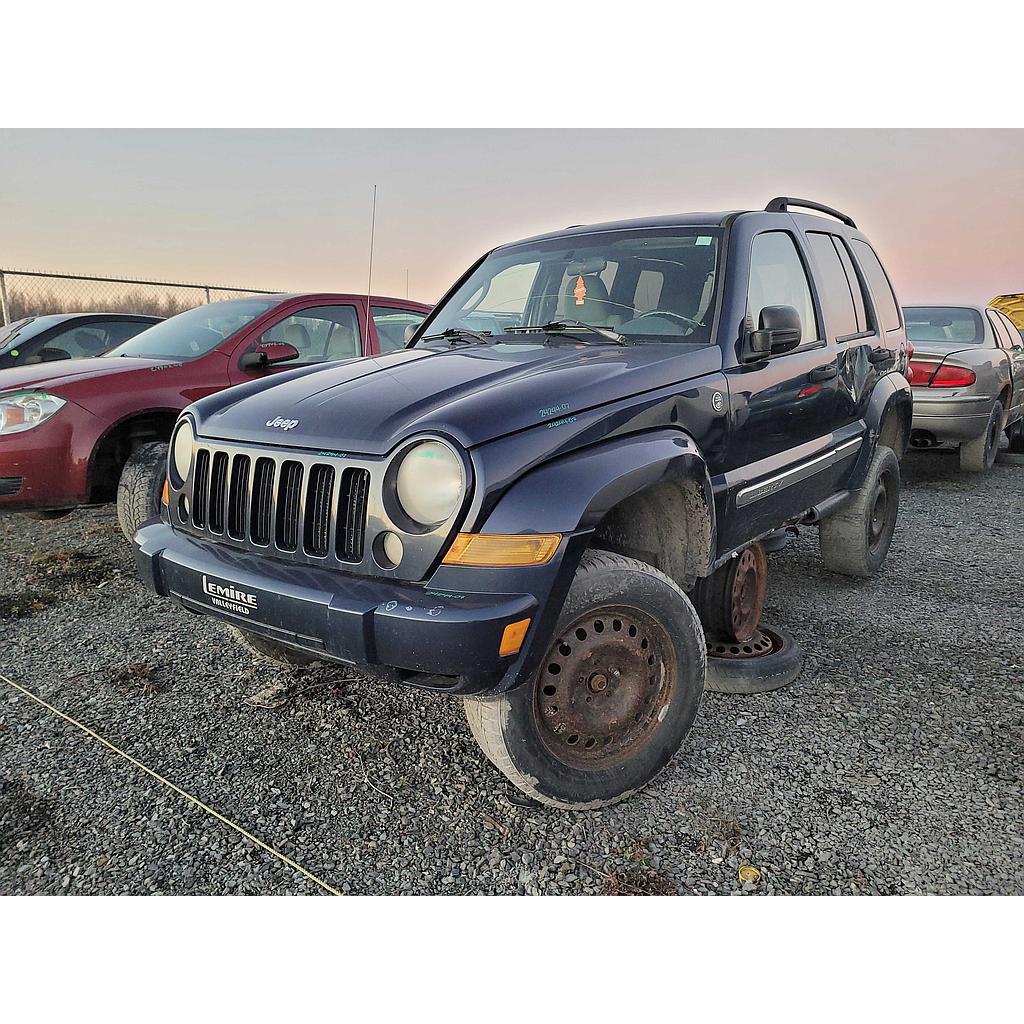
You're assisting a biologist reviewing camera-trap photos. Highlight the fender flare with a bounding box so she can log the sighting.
[865,371,913,458]
[481,428,717,586]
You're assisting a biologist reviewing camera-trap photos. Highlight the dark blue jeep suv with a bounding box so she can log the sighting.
[134,198,912,808]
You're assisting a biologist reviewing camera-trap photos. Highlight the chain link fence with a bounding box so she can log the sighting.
[0,269,278,326]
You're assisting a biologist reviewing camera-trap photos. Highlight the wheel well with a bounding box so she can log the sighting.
[89,411,178,503]
[879,401,912,457]
[589,477,713,592]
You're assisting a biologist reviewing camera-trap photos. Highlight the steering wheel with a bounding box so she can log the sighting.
[633,310,703,329]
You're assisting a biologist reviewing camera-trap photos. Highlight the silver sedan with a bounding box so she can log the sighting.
[905,304,1024,471]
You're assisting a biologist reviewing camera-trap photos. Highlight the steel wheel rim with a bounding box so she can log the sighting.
[729,544,767,642]
[533,605,676,770]
[868,474,891,550]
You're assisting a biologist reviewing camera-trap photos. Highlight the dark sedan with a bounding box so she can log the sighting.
[0,312,162,369]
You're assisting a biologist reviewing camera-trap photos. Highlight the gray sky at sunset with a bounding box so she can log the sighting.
[1,129,1020,305]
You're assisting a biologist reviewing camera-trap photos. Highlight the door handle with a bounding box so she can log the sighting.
[809,364,838,382]
[868,347,893,365]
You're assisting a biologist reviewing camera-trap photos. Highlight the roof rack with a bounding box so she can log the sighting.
[765,197,857,228]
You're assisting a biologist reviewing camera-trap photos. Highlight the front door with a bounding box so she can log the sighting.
[721,229,842,549]
[228,303,365,386]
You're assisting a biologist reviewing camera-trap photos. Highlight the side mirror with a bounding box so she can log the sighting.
[239,341,300,371]
[404,323,419,345]
[743,305,802,361]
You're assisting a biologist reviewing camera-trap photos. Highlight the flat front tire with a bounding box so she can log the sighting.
[818,444,900,578]
[116,441,168,541]
[464,550,706,810]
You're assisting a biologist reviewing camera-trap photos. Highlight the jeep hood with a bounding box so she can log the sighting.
[194,341,723,454]
[0,355,177,396]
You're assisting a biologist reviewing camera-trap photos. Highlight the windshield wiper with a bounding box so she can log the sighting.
[421,327,493,346]
[507,320,626,346]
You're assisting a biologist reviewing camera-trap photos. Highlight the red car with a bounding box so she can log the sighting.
[0,293,430,538]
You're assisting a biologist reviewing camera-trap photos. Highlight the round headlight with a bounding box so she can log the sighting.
[395,440,465,526]
[170,419,195,486]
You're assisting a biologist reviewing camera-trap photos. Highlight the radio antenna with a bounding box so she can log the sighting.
[366,184,377,303]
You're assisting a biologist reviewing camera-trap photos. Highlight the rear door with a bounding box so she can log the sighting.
[805,232,880,434]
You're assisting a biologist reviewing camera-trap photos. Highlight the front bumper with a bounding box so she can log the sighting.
[911,391,992,443]
[134,522,580,696]
[0,417,83,512]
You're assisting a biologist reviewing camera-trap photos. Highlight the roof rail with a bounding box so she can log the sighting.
[765,197,857,228]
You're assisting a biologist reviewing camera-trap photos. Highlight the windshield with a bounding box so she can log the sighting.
[104,297,279,361]
[904,306,984,345]
[418,228,721,345]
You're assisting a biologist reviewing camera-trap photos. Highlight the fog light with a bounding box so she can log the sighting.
[381,531,404,568]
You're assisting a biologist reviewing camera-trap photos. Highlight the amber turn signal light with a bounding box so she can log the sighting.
[442,533,561,567]
[161,479,169,507]
[499,618,532,657]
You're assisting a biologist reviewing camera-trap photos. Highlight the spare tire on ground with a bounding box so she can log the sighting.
[704,626,803,695]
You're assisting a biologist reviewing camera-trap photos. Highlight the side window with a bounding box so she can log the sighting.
[747,231,818,347]
[833,239,870,333]
[371,307,427,352]
[807,233,863,339]
[986,310,1011,348]
[999,311,1024,348]
[995,309,1019,350]
[44,323,112,357]
[99,320,155,348]
[257,305,362,365]
[850,240,901,332]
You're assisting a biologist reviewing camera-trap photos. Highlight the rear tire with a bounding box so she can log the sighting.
[464,550,705,810]
[818,444,900,578]
[231,626,321,666]
[959,400,1003,472]
[116,441,168,541]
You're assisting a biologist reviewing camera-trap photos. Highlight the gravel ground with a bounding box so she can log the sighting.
[1,449,1022,895]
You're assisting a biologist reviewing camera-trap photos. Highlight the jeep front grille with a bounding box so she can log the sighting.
[182,443,370,565]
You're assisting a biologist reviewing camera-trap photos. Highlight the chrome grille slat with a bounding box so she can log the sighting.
[275,461,303,551]
[208,451,229,534]
[303,464,335,557]
[249,458,275,546]
[192,449,210,528]
[227,454,251,540]
[338,466,369,562]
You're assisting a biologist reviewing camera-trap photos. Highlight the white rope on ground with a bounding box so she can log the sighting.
[0,670,341,896]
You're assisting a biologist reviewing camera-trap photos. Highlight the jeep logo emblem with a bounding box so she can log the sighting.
[202,574,259,615]
[266,416,299,431]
